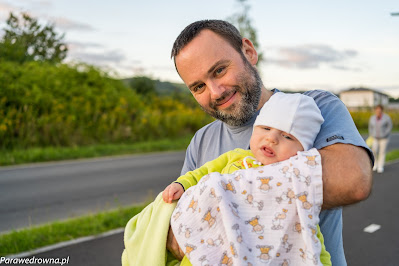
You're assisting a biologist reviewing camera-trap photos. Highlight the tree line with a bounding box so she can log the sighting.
[0,12,212,150]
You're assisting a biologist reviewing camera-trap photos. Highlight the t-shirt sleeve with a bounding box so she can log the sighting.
[180,133,199,176]
[305,90,374,163]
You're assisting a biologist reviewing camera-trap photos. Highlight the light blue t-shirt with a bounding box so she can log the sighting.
[181,89,373,266]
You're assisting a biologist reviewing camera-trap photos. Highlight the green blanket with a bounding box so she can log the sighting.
[121,192,191,266]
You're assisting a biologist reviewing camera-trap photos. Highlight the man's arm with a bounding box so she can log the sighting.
[166,226,184,260]
[320,143,373,209]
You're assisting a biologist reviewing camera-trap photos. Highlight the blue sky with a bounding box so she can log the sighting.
[1,0,398,96]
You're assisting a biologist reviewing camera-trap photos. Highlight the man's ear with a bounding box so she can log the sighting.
[241,38,258,65]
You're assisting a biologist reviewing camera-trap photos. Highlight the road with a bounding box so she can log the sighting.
[1,133,398,233]
[387,132,399,152]
[364,132,399,153]
[1,132,398,265]
[343,160,399,266]
[16,159,399,266]
[0,151,185,233]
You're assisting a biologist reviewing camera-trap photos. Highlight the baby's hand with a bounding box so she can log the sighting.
[162,183,184,203]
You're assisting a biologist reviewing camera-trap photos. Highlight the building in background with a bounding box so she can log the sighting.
[340,88,390,110]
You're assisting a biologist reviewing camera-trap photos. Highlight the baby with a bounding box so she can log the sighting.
[163,92,330,265]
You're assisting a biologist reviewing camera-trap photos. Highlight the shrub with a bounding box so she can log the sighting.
[349,110,399,132]
[0,61,212,149]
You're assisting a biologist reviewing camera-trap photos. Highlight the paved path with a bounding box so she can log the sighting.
[2,133,398,265]
[362,132,399,153]
[343,159,399,266]
[0,151,185,233]
[16,160,399,266]
[2,133,398,234]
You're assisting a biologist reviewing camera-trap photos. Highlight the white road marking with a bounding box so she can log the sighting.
[363,224,381,233]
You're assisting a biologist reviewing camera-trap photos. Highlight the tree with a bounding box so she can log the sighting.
[227,0,264,64]
[129,76,156,96]
[0,12,68,64]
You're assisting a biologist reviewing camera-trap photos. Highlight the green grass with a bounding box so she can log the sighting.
[386,149,399,162]
[0,135,192,166]
[0,204,148,256]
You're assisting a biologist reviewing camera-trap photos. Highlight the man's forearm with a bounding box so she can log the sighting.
[166,225,184,260]
[320,143,373,209]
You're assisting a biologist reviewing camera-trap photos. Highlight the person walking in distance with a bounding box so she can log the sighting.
[369,104,392,173]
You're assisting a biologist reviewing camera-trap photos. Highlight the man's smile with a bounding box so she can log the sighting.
[215,90,237,109]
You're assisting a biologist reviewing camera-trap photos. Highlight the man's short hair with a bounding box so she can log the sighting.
[171,20,243,61]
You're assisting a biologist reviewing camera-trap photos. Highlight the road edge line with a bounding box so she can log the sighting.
[386,158,399,166]
[6,228,124,258]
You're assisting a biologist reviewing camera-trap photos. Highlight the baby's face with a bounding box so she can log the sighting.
[250,126,304,165]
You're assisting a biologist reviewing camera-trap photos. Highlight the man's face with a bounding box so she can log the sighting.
[375,106,383,117]
[250,126,304,165]
[175,30,262,126]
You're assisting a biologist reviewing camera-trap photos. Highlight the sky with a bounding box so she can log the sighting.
[1,0,398,97]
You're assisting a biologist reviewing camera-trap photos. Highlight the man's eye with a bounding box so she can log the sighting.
[193,84,204,92]
[215,67,225,76]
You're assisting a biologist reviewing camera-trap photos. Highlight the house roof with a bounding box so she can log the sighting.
[340,88,389,97]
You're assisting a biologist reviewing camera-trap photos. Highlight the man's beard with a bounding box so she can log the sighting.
[200,59,263,127]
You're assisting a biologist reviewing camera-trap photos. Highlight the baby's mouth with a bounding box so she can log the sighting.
[261,146,275,157]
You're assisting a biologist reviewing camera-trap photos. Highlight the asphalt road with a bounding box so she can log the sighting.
[18,160,399,266]
[343,160,399,266]
[1,132,398,265]
[1,133,398,233]
[0,151,185,233]
[366,132,399,153]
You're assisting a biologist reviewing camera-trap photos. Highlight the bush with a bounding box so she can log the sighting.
[0,61,212,149]
[349,110,399,132]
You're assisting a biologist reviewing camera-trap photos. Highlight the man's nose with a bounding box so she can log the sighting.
[208,80,226,100]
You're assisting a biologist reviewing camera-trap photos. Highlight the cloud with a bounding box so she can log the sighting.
[0,2,12,10]
[47,16,95,31]
[0,1,43,17]
[68,49,128,65]
[66,41,104,51]
[0,1,94,31]
[150,65,176,71]
[0,2,14,18]
[15,0,52,9]
[266,44,359,70]
[31,0,52,8]
[377,85,399,97]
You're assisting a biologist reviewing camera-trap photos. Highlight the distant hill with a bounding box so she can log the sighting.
[154,80,188,95]
[122,77,188,96]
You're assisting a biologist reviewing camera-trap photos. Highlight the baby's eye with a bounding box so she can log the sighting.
[282,134,293,140]
[262,127,271,131]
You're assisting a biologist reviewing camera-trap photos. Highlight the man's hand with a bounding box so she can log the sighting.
[166,226,184,260]
[162,183,184,203]
[320,143,373,209]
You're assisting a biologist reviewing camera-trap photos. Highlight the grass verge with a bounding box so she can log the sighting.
[0,204,147,256]
[386,149,399,162]
[0,135,192,166]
